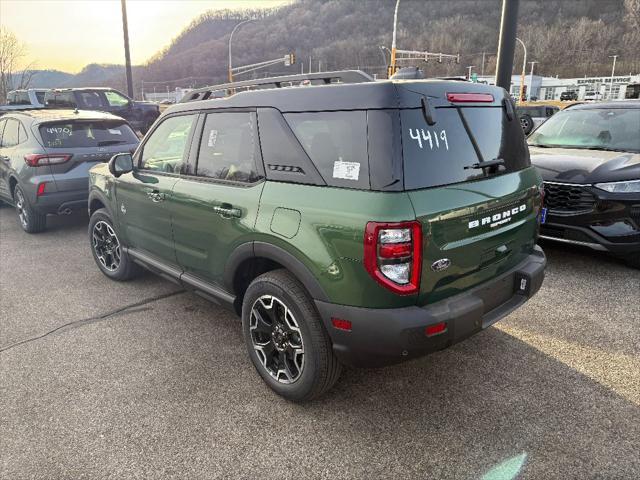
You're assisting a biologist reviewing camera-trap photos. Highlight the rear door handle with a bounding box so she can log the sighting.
[213,204,242,218]
[145,189,165,203]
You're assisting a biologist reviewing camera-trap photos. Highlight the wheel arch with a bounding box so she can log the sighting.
[226,241,329,315]
[88,190,113,217]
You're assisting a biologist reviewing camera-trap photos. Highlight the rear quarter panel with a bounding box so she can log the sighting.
[255,182,418,308]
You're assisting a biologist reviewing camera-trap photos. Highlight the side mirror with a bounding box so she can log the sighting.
[108,153,133,178]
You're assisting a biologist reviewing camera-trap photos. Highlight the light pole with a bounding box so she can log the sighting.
[527,61,538,101]
[515,37,527,103]
[608,55,618,100]
[228,19,253,83]
[388,0,401,77]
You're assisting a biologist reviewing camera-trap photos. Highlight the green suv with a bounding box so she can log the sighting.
[88,71,546,401]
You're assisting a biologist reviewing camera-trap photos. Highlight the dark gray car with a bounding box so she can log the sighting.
[0,109,139,233]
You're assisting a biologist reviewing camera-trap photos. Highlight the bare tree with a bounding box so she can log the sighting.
[0,28,35,103]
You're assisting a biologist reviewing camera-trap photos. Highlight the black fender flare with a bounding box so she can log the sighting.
[88,189,113,218]
[223,241,329,302]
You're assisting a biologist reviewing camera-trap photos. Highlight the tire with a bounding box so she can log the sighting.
[624,252,640,269]
[13,185,46,233]
[520,113,534,135]
[241,269,342,402]
[89,208,141,281]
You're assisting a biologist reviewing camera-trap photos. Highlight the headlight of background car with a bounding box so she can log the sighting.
[594,179,640,193]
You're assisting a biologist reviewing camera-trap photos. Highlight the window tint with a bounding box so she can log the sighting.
[104,90,129,107]
[2,119,19,147]
[77,91,105,109]
[461,107,529,173]
[140,114,195,173]
[285,111,369,189]
[196,112,262,183]
[45,92,76,108]
[35,91,46,105]
[39,120,138,149]
[9,91,30,105]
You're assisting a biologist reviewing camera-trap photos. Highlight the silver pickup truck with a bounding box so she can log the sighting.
[0,89,49,114]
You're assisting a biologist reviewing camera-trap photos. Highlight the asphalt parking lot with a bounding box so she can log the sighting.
[1,205,639,479]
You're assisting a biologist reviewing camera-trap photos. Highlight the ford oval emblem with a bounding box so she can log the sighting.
[431,258,451,272]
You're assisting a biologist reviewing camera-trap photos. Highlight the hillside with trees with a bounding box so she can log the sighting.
[137,0,640,91]
[3,0,639,99]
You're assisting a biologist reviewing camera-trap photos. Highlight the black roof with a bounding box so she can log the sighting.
[167,74,507,115]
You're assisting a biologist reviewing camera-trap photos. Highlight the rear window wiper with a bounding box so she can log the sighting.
[464,158,505,170]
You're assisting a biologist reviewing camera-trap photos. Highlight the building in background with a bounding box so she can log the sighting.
[477,74,640,101]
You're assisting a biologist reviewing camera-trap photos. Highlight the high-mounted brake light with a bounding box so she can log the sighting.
[446,92,494,103]
[364,221,422,295]
[24,153,71,167]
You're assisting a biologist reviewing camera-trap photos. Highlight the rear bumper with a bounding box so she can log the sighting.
[33,190,88,215]
[315,246,546,368]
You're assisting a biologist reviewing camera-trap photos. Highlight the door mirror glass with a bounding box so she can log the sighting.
[109,153,133,177]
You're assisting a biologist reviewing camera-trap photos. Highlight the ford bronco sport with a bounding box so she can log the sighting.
[87,71,546,402]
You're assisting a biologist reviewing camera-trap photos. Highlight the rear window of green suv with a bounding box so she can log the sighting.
[39,120,138,148]
[401,106,529,190]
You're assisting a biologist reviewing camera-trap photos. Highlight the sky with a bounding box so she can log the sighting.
[1,0,290,73]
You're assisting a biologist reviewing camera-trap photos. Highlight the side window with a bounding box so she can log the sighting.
[0,119,7,147]
[2,119,19,148]
[284,111,369,189]
[77,92,105,109]
[140,114,196,174]
[35,91,46,105]
[7,93,16,104]
[195,112,262,183]
[104,90,130,107]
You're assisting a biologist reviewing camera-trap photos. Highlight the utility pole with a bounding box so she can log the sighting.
[495,0,520,92]
[388,0,401,77]
[481,51,486,76]
[120,0,134,98]
[527,61,538,101]
[608,55,618,99]
[515,37,527,103]
[228,19,253,83]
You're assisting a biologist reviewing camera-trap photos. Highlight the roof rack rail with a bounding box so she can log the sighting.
[180,70,375,103]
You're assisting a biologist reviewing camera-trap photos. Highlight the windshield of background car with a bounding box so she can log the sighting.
[39,120,138,148]
[401,106,529,190]
[528,108,640,152]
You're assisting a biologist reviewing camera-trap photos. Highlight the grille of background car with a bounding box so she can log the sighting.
[543,182,597,213]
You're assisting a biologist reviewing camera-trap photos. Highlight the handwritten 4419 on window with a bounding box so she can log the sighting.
[409,128,449,151]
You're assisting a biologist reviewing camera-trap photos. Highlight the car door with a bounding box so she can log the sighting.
[0,118,9,200]
[100,90,135,123]
[171,110,265,287]
[115,113,198,265]
[0,118,25,200]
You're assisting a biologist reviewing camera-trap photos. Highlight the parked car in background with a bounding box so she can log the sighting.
[516,105,559,135]
[0,110,139,233]
[0,89,48,113]
[584,91,603,101]
[44,88,160,134]
[560,91,578,101]
[88,71,545,401]
[528,100,640,268]
[625,83,640,99]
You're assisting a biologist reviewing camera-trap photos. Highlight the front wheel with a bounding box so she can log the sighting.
[89,208,141,280]
[241,270,342,402]
[14,185,46,233]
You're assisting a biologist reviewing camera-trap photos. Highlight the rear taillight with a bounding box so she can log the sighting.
[446,92,494,103]
[364,221,422,295]
[24,153,71,167]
